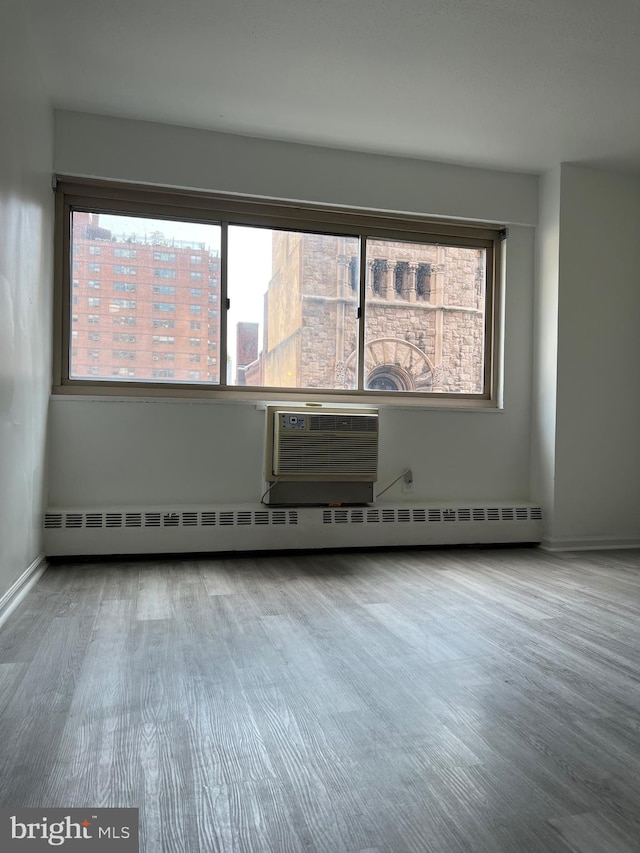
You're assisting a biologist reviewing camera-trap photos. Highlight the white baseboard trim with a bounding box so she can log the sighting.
[540,535,640,552]
[0,553,47,630]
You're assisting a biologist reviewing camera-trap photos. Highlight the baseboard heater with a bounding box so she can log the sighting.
[44,502,543,557]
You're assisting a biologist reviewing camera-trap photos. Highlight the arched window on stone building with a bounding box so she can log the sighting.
[394,261,408,297]
[349,256,359,291]
[367,365,413,391]
[372,259,386,295]
[416,263,431,299]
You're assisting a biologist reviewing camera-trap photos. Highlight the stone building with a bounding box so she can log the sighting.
[243,231,486,393]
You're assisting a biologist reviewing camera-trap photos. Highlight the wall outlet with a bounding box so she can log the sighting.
[401,468,413,494]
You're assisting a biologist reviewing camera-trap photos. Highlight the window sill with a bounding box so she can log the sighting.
[51,383,502,411]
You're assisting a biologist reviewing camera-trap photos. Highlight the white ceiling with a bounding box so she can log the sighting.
[26,0,640,174]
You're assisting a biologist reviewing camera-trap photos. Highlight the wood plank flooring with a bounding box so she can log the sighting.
[1,546,640,852]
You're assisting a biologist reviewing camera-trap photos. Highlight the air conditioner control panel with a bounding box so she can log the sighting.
[280,413,306,430]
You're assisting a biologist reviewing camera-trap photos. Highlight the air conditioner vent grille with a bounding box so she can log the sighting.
[276,434,378,476]
[309,414,378,432]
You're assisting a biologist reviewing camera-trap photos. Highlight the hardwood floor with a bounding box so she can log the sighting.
[1,547,640,852]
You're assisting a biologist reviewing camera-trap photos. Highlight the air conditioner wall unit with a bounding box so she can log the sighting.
[264,406,379,506]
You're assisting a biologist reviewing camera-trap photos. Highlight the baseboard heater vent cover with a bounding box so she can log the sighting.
[44,502,543,557]
[44,509,299,531]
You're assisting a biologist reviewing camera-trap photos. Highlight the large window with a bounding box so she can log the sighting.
[55,180,502,405]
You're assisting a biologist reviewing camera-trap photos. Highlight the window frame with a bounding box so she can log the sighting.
[53,177,503,408]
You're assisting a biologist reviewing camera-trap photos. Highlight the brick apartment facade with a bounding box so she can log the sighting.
[71,213,220,383]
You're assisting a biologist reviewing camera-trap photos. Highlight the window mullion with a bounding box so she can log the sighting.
[357,235,367,391]
[218,221,228,388]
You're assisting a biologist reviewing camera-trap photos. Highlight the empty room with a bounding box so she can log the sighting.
[1,1,639,851]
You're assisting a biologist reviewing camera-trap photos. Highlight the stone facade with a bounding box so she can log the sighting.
[243,231,487,394]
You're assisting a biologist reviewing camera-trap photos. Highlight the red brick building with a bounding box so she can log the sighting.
[71,213,220,382]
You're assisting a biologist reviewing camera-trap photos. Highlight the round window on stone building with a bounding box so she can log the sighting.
[366,365,414,392]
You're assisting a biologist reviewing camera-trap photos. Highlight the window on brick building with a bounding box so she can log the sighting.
[55,181,500,403]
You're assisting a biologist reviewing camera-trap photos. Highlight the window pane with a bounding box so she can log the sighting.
[70,212,221,383]
[228,226,359,389]
[363,238,486,393]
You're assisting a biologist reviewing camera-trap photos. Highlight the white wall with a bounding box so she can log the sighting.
[551,165,640,547]
[0,3,53,598]
[531,168,561,536]
[54,111,538,226]
[49,114,538,514]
